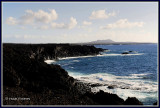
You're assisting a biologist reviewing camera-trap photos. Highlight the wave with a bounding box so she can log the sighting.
[130,73,151,76]
[70,66,74,69]
[72,60,80,62]
[44,60,56,64]
[69,72,157,92]
[58,55,97,60]
[97,53,144,57]
[68,71,158,100]
[58,53,144,60]
[121,53,144,56]
[117,73,152,79]
[98,54,121,56]
[45,53,144,64]
[91,86,158,102]
[122,50,138,53]
[44,55,97,64]
[104,50,110,52]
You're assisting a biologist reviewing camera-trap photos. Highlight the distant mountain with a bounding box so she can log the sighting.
[88,39,115,44]
[75,39,155,45]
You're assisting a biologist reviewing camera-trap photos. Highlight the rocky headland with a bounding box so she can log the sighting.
[3,43,143,105]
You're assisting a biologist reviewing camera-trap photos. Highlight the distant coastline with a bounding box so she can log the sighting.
[3,42,157,45]
[84,42,157,45]
[65,39,155,45]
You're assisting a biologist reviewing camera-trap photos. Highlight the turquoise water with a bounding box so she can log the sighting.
[52,44,158,105]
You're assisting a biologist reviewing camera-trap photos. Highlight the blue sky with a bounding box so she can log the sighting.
[2,2,158,43]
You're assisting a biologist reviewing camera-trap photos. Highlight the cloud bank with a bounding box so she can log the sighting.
[89,9,116,20]
[6,9,58,25]
[51,17,77,29]
[100,19,144,29]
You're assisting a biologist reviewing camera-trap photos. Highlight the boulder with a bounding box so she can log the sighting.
[122,52,129,54]
[85,90,124,105]
[90,83,103,87]
[124,97,143,105]
[153,102,157,105]
[108,85,115,89]
[129,51,133,52]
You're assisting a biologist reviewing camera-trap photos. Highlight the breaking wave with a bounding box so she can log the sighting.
[68,71,158,104]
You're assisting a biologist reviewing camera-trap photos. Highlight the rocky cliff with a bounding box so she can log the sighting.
[3,43,143,105]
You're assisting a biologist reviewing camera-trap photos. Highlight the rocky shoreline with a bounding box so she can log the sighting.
[3,43,143,105]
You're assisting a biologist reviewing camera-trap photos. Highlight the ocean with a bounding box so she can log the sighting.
[49,44,158,105]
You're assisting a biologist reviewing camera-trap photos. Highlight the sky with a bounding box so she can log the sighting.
[2,2,158,43]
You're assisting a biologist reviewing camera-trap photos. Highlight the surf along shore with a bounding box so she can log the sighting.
[3,43,144,105]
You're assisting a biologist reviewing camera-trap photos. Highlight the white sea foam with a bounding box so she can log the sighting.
[104,50,110,52]
[59,53,144,61]
[68,71,158,101]
[58,55,97,60]
[61,63,69,66]
[98,53,144,57]
[45,53,144,64]
[69,72,157,91]
[130,73,151,76]
[70,67,74,68]
[97,54,121,56]
[117,73,151,79]
[72,60,80,62]
[44,60,56,64]
[121,53,144,56]
[91,87,157,101]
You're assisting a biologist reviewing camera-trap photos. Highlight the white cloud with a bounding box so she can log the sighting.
[6,9,58,25]
[51,17,77,29]
[19,10,35,24]
[89,9,116,20]
[68,17,77,29]
[21,9,58,24]
[35,9,57,23]
[82,21,92,26]
[100,19,144,29]
[6,17,17,25]
[6,9,78,30]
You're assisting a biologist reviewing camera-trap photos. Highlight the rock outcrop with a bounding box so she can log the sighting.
[3,43,143,105]
[124,97,143,105]
[153,102,157,105]
[85,90,125,105]
[122,52,129,54]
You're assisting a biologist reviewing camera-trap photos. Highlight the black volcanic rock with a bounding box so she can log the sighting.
[108,85,115,89]
[122,52,129,54]
[3,43,102,105]
[153,102,157,105]
[3,43,104,105]
[85,90,124,105]
[3,43,102,92]
[124,97,143,105]
[90,83,103,87]
[129,51,133,52]
[3,43,142,105]
[3,43,103,62]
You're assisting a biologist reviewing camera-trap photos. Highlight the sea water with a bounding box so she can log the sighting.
[49,44,158,105]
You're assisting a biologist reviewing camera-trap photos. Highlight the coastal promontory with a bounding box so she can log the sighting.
[3,43,142,105]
